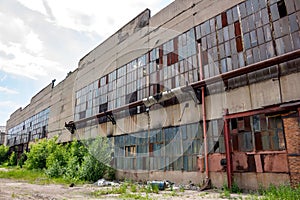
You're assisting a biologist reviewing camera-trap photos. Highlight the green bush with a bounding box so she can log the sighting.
[8,151,17,166]
[25,137,57,169]
[64,140,87,180]
[18,136,113,182]
[0,145,9,164]
[18,153,27,168]
[45,144,69,177]
[106,167,116,181]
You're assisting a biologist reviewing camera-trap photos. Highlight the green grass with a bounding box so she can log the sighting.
[0,166,85,185]
[92,187,125,196]
[261,184,300,200]
[130,183,137,193]
[119,193,152,200]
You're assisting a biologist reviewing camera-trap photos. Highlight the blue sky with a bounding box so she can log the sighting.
[0,0,174,126]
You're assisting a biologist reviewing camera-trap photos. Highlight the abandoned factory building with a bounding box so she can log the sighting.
[5,0,300,189]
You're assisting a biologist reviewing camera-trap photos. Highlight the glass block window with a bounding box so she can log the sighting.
[7,108,50,146]
[113,122,210,172]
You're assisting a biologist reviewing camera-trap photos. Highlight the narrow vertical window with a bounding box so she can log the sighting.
[221,12,228,27]
[277,0,287,18]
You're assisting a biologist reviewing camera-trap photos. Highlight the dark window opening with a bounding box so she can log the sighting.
[125,145,136,157]
[277,0,287,18]
[236,36,243,52]
[221,12,228,27]
[150,84,161,96]
[126,91,137,104]
[99,102,108,113]
[234,21,241,36]
[155,58,162,71]
[149,143,153,157]
[42,126,46,138]
[98,116,107,123]
[193,88,202,104]
[231,118,238,130]
[106,75,109,84]
[167,52,179,66]
[255,132,263,151]
[247,155,256,172]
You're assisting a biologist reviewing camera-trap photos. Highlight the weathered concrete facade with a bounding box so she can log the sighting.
[6,0,300,189]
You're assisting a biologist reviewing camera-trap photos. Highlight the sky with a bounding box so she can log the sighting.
[0,0,174,127]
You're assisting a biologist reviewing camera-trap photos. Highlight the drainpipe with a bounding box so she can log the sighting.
[197,42,209,180]
[223,109,233,189]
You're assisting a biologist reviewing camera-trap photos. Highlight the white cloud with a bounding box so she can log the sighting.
[42,0,172,41]
[0,0,174,125]
[0,75,7,82]
[0,100,20,108]
[24,31,43,55]
[0,0,173,82]
[0,86,18,94]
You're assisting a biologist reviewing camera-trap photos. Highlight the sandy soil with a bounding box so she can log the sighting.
[0,178,255,200]
[0,179,98,200]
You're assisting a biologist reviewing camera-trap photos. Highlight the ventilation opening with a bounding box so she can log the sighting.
[277,0,287,18]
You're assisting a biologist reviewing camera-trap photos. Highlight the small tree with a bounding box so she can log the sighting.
[79,137,112,182]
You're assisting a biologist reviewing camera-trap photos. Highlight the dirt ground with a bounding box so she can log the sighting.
[0,178,256,200]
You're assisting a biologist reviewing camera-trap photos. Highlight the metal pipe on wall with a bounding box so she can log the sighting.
[71,49,300,126]
[223,109,233,189]
[197,42,209,180]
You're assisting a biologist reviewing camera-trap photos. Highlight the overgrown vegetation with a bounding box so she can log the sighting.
[260,184,300,200]
[0,136,115,183]
[0,145,9,164]
[92,181,158,199]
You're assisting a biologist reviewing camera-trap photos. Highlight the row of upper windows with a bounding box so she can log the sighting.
[74,0,300,121]
[8,108,50,139]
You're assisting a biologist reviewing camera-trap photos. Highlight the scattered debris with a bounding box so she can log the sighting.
[147,180,167,190]
[94,178,119,187]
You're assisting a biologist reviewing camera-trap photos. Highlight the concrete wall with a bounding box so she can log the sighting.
[48,70,78,143]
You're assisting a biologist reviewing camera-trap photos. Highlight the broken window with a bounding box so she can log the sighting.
[221,12,228,27]
[207,119,225,153]
[230,117,253,152]
[278,0,287,18]
[231,114,286,152]
[125,145,136,157]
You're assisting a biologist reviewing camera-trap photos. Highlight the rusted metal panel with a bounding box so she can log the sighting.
[263,154,289,172]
